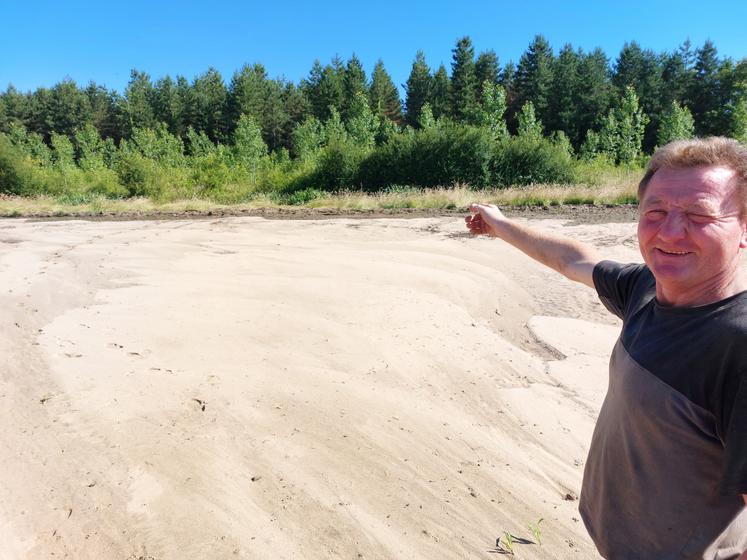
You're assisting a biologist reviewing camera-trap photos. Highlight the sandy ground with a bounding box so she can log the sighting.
[0,214,671,559]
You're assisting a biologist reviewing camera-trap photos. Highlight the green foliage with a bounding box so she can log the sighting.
[323,107,347,145]
[491,134,576,187]
[233,114,267,173]
[51,133,75,168]
[292,116,325,161]
[656,101,695,145]
[0,134,41,195]
[286,187,326,205]
[513,35,554,126]
[430,64,450,120]
[475,50,500,92]
[473,82,508,137]
[369,60,402,124]
[185,126,217,157]
[356,123,494,190]
[303,58,345,121]
[528,518,544,546]
[375,117,400,145]
[500,532,515,555]
[517,101,543,140]
[405,51,432,127]
[124,124,185,166]
[732,97,747,145]
[587,87,648,164]
[346,92,378,148]
[418,103,436,130]
[614,87,649,163]
[342,55,369,121]
[307,140,367,191]
[74,124,107,169]
[450,37,478,121]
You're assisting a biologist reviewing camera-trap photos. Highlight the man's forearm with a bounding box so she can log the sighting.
[491,218,599,288]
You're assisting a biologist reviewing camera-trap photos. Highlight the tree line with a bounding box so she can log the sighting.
[1,36,745,202]
[2,35,746,154]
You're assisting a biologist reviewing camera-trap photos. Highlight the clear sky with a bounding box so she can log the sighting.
[2,0,746,96]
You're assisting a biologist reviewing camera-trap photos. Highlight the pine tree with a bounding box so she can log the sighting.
[475,50,499,102]
[430,64,450,120]
[46,80,91,138]
[499,61,517,128]
[661,42,694,107]
[689,40,721,135]
[512,35,554,126]
[574,48,613,148]
[369,60,402,124]
[190,67,229,142]
[279,82,310,152]
[123,70,156,133]
[449,36,478,121]
[261,79,290,153]
[228,64,270,128]
[547,44,581,141]
[612,42,664,151]
[0,85,30,132]
[84,83,120,141]
[302,58,345,121]
[342,54,369,121]
[152,76,183,136]
[656,101,694,145]
[404,51,432,127]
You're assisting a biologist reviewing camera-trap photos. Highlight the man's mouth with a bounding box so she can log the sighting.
[656,248,692,256]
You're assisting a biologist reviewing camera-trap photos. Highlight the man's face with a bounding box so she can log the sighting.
[637,165,747,305]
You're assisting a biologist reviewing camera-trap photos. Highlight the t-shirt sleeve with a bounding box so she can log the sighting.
[721,366,747,495]
[592,260,648,320]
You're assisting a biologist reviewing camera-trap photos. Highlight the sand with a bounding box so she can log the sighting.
[0,214,691,559]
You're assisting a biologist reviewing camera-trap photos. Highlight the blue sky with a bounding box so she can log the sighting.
[2,0,746,95]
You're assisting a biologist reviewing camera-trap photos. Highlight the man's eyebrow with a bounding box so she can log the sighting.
[641,197,663,207]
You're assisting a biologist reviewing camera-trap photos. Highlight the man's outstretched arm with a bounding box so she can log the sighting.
[465,203,601,289]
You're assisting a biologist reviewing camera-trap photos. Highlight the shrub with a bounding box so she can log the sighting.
[0,134,42,195]
[491,135,576,187]
[357,123,493,191]
[306,140,368,191]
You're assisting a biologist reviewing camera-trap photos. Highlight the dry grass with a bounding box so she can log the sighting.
[0,180,639,218]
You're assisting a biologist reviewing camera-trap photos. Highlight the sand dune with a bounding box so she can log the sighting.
[1,215,649,559]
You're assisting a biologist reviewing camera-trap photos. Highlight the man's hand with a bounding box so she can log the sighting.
[465,203,507,237]
[463,201,600,288]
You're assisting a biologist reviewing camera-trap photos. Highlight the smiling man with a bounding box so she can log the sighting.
[466,137,747,559]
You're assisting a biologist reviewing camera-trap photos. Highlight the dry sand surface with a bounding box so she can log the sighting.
[0,213,723,560]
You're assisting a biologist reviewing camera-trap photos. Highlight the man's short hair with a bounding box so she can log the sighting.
[638,137,747,215]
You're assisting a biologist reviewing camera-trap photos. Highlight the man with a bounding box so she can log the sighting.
[465,137,747,559]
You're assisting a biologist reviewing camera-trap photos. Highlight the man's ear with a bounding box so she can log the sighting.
[741,219,747,249]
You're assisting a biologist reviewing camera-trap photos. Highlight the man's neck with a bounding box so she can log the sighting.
[656,272,747,308]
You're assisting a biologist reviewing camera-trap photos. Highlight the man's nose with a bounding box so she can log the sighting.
[658,211,687,241]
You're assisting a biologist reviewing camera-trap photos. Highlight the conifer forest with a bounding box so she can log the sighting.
[1,36,746,203]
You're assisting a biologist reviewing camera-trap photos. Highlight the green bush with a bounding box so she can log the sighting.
[286,187,326,205]
[490,135,576,187]
[0,135,45,195]
[357,123,493,190]
[304,140,368,192]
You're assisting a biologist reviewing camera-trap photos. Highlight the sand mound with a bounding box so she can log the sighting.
[1,215,648,559]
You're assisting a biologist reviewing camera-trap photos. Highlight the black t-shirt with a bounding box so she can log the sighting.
[580,260,747,559]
